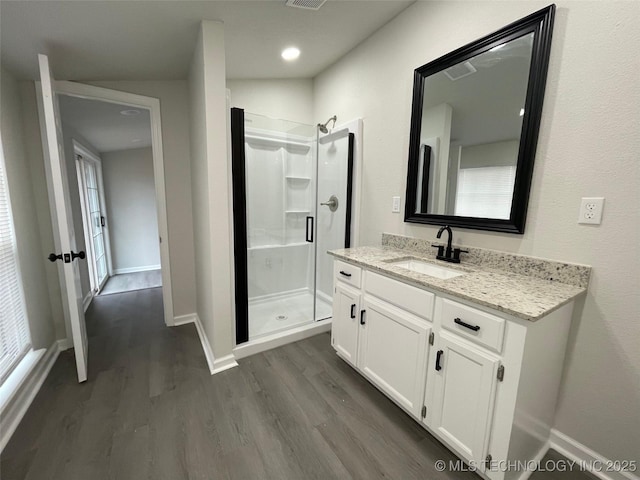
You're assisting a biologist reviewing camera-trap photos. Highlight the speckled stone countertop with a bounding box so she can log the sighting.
[328,244,590,322]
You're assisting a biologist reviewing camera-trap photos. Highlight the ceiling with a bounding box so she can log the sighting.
[59,95,152,153]
[0,0,414,81]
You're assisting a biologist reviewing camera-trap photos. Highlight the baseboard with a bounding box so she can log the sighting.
[549,429,639,480]
[0,342,61,452]
[211,354,238,374]
[233,319,332,360]
[172,313,197,326]
[56,338,73,351]
[82,291,93,313]
[112,264,161,275]
[191,314,238,375]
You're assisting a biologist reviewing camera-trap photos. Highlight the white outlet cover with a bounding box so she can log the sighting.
[578,197,605,225]
[392,196,401,213]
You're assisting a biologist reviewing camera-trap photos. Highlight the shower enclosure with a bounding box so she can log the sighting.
[231,108,354,344]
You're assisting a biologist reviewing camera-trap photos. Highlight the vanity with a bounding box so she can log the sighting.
[328,234,590,480]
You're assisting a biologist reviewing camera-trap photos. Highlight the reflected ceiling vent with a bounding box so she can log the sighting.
[444,61,477,81]
[285,0,327,11]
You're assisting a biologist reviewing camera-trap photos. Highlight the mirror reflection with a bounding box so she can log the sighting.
[415,32,534,219]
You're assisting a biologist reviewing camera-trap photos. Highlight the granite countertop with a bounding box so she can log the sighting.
[328,246,588,322]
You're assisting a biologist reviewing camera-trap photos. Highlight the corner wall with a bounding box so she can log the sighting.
[189,21,236,371]
[313,0,640,463]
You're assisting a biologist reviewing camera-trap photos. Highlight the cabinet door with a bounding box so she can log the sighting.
[332,282,361,366]
[430,331,499,466]
[358,296,430,418]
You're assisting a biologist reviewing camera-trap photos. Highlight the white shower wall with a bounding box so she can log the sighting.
[245,128,316,302]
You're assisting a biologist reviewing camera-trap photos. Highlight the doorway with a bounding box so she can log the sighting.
[59,94,162,301]
[55,81,174,326]
[74,142,110,294]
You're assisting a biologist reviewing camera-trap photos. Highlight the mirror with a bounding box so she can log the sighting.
[405,6,555,233]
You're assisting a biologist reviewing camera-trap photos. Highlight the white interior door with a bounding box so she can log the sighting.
[37,54,89,382]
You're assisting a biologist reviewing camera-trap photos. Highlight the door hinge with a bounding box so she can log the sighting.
[497,365,505,382]
[421,405,427,418]
[429,331,434,345]
[485,454,492,466]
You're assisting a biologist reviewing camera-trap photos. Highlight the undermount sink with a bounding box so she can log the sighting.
[389,258,465,280]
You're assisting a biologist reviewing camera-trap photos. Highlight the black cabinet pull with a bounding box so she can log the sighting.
[305,216,314,243]
[339,270,352,277]
[454,317,480,332]
[360,309,366,325]
[435,350,444,371]
[350,304,356,319]
[100,216,106,227]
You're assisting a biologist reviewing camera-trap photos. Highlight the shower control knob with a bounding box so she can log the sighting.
[320,195,339,212]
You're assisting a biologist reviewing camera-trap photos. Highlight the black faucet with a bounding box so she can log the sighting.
[432,225,468,264]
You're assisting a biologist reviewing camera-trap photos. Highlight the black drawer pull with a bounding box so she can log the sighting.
[360,309,366,325]
[350,304,356,319]
[435,350,443,371]
[454,317,480,332]
[339,270,352,277]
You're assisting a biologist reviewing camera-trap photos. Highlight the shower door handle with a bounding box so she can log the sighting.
[305,216,314,243]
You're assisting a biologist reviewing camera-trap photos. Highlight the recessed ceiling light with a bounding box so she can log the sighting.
[519,108,525,117]
[281,47,301,61]
[120,109,140,116]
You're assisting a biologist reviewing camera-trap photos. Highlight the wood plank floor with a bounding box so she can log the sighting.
[99,270,162,296]
[1,288,596,480]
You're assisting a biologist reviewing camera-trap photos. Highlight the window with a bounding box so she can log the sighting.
[454,165,516,220]
[0,135,32,385]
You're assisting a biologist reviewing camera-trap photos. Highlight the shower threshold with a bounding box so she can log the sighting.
[248,290,332,340]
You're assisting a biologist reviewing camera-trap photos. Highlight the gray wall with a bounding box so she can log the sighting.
[102,147,160,273]
[313,0,640,461]
[1,68,63,348]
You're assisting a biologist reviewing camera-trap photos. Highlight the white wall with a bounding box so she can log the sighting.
[227,78,313,125]
[189,21,235,365]
[82,81,196,317]
[101,147,160,273]
[313,0,640,462]
[1,68,62,348]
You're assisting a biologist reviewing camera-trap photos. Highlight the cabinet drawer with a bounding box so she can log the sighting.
[440,298,505,353]
[364,271,434,321]
[334,260,362,288]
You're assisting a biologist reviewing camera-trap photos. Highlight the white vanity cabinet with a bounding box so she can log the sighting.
[428,330,500,466]
[331,258,576,480]
[359,296,431,418]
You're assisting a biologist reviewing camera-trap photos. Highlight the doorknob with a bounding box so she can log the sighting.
[320,195,339,212]
[71,251,86,261]
[48,253,63,262]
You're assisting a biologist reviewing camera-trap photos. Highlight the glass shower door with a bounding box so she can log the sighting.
[314,129,354,321]
[242,112,318,339]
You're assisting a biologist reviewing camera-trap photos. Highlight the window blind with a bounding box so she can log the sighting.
[454,165,516,220]
[0,138,32,385]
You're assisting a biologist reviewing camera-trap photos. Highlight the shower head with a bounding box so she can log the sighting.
[317,115,337,134]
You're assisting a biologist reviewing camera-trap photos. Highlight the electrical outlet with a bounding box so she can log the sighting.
[392,196,401,213]
[578,197,604,225]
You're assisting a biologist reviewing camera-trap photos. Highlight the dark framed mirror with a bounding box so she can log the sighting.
[405,5,555,233]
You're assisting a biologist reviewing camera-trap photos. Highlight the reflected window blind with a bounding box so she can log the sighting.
[454,165,516,220]
[0,138,31,384]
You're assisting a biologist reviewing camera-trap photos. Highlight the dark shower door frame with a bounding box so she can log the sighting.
[230,107,355,345]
